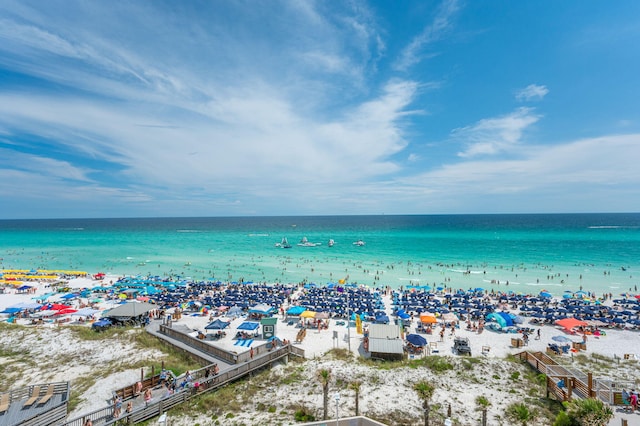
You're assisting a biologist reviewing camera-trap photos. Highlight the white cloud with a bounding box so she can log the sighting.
[395,0,460,71]
[454,108,541,158]
[386,133,640,214]
[515,84,549,101]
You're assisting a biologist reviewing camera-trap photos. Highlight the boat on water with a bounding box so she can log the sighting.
[275,237,292,248]
[328,239,335,247]
[353,240,365,246]
[298,236,321,247]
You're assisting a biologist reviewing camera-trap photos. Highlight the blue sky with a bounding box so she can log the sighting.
[1,0,639,219]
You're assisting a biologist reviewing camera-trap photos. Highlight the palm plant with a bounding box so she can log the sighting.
[349,380,362,416]
[564,397,613,426]
[505,402,535,426]
[413,380,435,426]
[317,368,332,420]
[475,395,491,426]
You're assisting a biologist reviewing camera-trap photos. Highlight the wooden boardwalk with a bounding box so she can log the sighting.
[61,319,304,426]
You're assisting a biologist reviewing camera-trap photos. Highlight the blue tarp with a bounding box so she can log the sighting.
[237,321,260,331]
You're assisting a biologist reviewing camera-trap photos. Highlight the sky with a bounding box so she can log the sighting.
[1,0,640,219]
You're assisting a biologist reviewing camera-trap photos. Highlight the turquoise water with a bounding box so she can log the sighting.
[1,214,639,296]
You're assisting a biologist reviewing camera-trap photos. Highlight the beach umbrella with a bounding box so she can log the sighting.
[540,291,553,298]
[300,310,316,318]
[406,334,427,347]
[205,319,230,330]
[419,313,438,324]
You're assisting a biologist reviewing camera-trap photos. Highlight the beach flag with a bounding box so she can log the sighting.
[355,313,362,334]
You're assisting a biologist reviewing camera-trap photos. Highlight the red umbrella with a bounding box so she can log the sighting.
[56,308,78,315]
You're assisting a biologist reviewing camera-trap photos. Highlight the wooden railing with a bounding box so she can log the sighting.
[18,382,70,426]
[63,346,294,426]
[158,324,239,363]
[514,351,629,406]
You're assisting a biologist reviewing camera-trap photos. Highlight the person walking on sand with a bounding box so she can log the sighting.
[250,347,254,359]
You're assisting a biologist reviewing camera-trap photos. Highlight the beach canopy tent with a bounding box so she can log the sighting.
[237,321,260,331]
[104,301,156,318]
[0,307,22,315]
[227,306,244,316]
[406,334,427,347]
[441,312,458,323]
[248,304,275,315]
[286,306,306,316]
[13,302,42,310]
[486,312,514,328]
[205,319,231,330]
[71,307,100,318]
[420,313,438,324]
[555,317,588,331]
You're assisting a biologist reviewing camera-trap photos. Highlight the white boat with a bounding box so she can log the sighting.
[275,237,292,248]
[298,236,321,247]
[328,239,335,247]
[353,240,365,246]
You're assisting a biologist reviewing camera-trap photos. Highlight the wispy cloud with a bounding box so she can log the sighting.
[394,0,460,71]
[454,107,541,158]
[390,133,640,213]
[515,84,549,102]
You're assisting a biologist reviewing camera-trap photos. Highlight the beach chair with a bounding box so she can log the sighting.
[0,393,10,413]
[37,385,55,405]
[429,342,439,354]
[482,345,491,356]
[23,386,41,408]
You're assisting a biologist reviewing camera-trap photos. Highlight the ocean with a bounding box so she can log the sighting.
[1,214,639,296]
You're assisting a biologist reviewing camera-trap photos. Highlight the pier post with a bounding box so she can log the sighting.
[588,372,593,397]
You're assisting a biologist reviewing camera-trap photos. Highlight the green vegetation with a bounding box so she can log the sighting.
[505,402,536,426]
[413,380,436,426]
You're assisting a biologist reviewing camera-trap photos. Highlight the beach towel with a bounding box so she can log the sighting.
[234,339,245,346]
[244,339,254,347]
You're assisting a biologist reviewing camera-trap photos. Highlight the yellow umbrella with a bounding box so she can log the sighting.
[300,310,317,318]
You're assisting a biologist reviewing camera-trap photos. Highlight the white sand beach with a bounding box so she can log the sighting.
[1,275,639,425]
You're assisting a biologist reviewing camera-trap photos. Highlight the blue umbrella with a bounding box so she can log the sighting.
[406,334,427,347]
